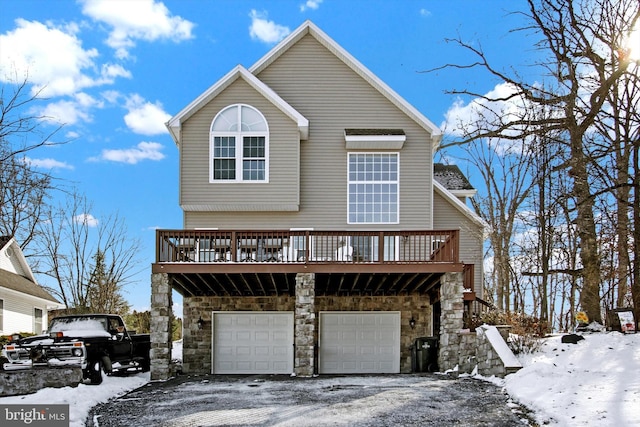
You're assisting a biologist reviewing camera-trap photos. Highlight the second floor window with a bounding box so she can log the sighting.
[211,104,268,182]
[348,153,399,224]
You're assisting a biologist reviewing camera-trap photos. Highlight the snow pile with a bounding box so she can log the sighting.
[503,332,640,426]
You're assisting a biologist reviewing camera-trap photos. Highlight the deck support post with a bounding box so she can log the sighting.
[294,273,315,377]
[438,272,465,372]
[150,272,172,381]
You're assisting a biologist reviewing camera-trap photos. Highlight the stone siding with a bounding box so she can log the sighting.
[181,293,433,375]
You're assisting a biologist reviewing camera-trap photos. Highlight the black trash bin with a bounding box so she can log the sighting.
[414,336,439,372]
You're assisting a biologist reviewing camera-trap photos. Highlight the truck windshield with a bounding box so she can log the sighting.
[49,317,109,333]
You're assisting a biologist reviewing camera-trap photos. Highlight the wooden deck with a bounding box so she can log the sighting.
[153,229,468,297]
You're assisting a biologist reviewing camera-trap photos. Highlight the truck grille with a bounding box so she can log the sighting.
[3,342,86,367]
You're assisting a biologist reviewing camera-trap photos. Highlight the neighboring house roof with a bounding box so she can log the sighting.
[0,236,62,306]
[0,269,60,304]
[167,20,442,149]
[167,65,309,146]
[434,163,477,198]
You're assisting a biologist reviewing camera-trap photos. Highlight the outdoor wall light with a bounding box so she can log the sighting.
[197,316,205,330]
[409,317,416,329]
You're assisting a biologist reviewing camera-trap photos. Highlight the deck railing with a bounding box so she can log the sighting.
[156,229,460,265]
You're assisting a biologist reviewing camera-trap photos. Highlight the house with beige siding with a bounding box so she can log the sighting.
[0,236,64,336]
[151,21,486,380]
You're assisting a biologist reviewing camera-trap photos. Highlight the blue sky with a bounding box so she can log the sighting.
[0,0,534,313]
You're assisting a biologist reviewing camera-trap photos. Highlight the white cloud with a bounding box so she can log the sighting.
[38,92,103,125]
[0,19,101,97]
[442,82,527,136]
[124,94,171,135]
[79,0,195,59]
[74,213,99,227]
[300,0,323,12]
[23,156,74,170]
[420,9,432,17]
[249,10,290,44]
[94,141,165,164]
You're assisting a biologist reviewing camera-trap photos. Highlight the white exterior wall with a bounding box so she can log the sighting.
[0,287,52,335]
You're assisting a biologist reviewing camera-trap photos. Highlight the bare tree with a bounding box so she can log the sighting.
[0,76,64,251]
[0,152,52,249]
[37,191,143,312]
[0,74,65,161]
[465,137,536,312]
[434,0,640,324]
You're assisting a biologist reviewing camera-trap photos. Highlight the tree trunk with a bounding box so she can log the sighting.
[571,143,602,323]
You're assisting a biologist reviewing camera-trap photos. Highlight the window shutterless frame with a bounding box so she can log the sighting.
[210,104,269,183]
[347,152,399,224]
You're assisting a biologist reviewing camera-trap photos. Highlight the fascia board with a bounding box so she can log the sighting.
[250,20,442,147]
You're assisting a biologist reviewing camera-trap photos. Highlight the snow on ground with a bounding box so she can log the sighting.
[1,334,638,426]
[0,372,148,427]
[501,332,640,426]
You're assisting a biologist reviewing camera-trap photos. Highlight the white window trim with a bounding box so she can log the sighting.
[209,104,270,183]
[347,152,400,225]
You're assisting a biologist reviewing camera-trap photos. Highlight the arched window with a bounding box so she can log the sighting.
[210,104,269,182]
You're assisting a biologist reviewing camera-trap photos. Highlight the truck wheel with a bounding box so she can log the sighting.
[88,359,104,385]
[101,355,113,374]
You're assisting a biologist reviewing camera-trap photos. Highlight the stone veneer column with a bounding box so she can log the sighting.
[295,273,315,377]
[438,272,465,372]
[150,272,172,381]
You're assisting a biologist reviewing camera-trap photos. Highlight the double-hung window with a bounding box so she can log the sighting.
[348,153,399,224]
[210,104,268,182]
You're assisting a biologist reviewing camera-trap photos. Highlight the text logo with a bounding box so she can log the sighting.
[0,405,69,427]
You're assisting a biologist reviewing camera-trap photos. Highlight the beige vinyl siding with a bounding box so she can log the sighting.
[184,34,434,230]
[180,78,300,212]
[432,191,484,296]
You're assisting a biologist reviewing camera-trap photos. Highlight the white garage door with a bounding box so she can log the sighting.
[212,312,294,374]
[319,311,400,374]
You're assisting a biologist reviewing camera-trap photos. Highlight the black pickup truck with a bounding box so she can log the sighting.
[2,314,151,384]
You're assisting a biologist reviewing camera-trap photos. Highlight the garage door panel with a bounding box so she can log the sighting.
[319,312,400,374]
[213,312,294,374]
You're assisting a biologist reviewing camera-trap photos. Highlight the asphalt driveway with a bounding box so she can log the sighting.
[88,374,535,426]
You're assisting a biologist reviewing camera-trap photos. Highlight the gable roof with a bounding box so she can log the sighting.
[250,21,442,148]
[166,65,309,145]
[166,21,442,149]
[0,236,62,305]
